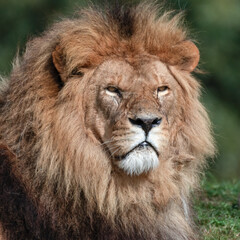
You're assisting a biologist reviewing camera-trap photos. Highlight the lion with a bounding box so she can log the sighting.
[0,2,215,240]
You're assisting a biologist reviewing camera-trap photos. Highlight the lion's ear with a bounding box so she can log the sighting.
[52,44,65,75]
[174,41,200,72]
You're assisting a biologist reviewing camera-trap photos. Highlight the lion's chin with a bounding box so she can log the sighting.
[116,146,159,176]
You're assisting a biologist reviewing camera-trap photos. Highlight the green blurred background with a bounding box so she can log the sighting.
[0,0,239,180]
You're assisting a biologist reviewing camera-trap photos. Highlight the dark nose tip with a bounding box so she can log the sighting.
[129,117,162,135]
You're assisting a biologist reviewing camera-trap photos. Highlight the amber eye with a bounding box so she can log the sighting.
[157,86,169,92]
[107,86,118,92]
[106,86,122,97]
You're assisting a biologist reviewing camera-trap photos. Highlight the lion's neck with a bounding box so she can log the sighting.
[0,144,195,240]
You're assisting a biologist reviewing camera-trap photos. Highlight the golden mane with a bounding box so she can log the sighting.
[0,2,215,239]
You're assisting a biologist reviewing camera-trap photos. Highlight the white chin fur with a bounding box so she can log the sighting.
[117,147,159,176]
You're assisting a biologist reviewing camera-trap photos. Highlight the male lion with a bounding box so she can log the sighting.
[0,2,215,240]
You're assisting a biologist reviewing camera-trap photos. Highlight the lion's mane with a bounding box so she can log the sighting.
[0,3,215,240]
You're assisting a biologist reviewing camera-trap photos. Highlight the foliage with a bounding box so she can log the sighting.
[195,175,240,240]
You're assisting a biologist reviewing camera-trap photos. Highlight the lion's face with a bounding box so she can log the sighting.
[83,58,180,175]
[49,5,209,178]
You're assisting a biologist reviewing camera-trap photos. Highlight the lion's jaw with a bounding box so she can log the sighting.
[85,59,178,176]
[116,142,159,176]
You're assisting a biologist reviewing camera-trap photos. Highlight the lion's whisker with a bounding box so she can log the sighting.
[110,147,122,157]
[100,139,115,146]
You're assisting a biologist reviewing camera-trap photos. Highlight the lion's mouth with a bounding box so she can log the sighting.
[115,141,159,161]
[114,141,160,175]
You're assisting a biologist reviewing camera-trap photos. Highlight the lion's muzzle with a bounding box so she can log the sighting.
[116,142,159,175]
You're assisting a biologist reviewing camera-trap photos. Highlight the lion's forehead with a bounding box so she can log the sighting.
[94,58,177,90]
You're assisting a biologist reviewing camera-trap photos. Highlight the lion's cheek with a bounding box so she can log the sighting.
[84,105,107,143]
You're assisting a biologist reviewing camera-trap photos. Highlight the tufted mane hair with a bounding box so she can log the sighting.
[0,2,215,239]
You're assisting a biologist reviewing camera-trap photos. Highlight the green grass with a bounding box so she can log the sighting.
[194,176,240,240]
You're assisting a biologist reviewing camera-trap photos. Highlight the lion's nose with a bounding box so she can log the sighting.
[129,117,162,135]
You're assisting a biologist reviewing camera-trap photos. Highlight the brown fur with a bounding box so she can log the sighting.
[0,2,215,240]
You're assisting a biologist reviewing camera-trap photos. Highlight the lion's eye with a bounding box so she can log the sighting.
[157,86,169,98]
[70,68,84,77]
[157,86,169,92]
[107,86,118,92]
[106,86,122,97]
